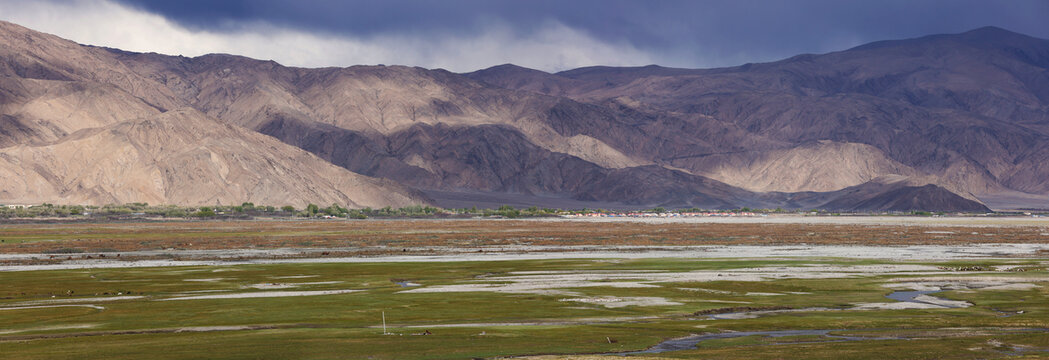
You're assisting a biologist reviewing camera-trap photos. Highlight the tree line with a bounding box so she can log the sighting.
[0,203,980,220]
[0,203,563,220]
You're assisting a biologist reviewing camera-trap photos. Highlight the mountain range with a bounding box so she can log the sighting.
[2,20,1047,211]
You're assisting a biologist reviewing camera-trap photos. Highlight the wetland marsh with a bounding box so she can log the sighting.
[2,217,1048,359]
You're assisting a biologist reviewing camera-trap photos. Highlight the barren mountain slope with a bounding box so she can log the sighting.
[259,116,738,204]
[0,21,429,208]
[257,114,988,211]
[0,108,427,206]
[468,27,1049,201]
[109,52,648,170]
[0,21,180,112]
[817,181,992,213]
[0,21,180,147]
[0,79,161,147]
[678,140,922,193]
[2,20,742,208]
[105,41,804,207]
[1,20,1034,210]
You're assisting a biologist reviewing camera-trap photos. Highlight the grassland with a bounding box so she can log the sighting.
[2,257,1048,359]
[2,217,1048,254]
[1,218,1048,358]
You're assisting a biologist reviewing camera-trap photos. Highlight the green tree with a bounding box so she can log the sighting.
[323,203,347,217]
[193,207,216,217]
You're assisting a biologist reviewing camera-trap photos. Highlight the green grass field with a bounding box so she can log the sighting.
[2,257,1048,359]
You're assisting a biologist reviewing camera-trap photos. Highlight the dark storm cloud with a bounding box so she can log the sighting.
[110,0,1049,69]
[4,0,1045,71]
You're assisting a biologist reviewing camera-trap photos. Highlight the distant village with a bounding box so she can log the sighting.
[564,211,760,218]
[0,202,1043,221]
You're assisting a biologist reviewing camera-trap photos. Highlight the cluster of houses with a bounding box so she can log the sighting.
[564,211,759,218]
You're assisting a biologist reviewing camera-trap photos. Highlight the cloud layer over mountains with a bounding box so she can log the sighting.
[0,0,654,72]
[2,0,1047,72]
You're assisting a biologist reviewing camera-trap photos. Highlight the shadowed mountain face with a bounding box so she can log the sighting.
[0,20,1037,211]
[819,183,993,213]
[467,27,1049,209]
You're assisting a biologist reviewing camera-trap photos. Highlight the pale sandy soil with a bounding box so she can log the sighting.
[0,324,97,335]
[401,265,966,295]
[558,297,683,308]
[157,289,361,301]
[0,304,105,310]
[885,280,1044,292]
[177,289,231,294]
[912,295,972,308]
[8,296,144,305]
[980,283,1041,291]
[381,316,660,329]
[706,307,838,319]
[270,275,318,279]
[688,299,751,304]
[677,288,734,295]
[851,302,946,310]
[247,281,341,289]
[4,243,1049,271]
[885,279,1049,289]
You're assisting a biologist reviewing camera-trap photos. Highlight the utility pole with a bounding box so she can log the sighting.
[382,311,387,335]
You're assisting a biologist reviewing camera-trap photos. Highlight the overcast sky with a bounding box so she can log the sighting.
[1,0,1046,72]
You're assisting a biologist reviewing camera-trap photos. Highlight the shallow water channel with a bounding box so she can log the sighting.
[886,290,961,307]
[614,329,899,355]
[617,290,969,355]
[704,290,965,320]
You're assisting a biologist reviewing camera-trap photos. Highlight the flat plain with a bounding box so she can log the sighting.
[2,216,1048,359]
